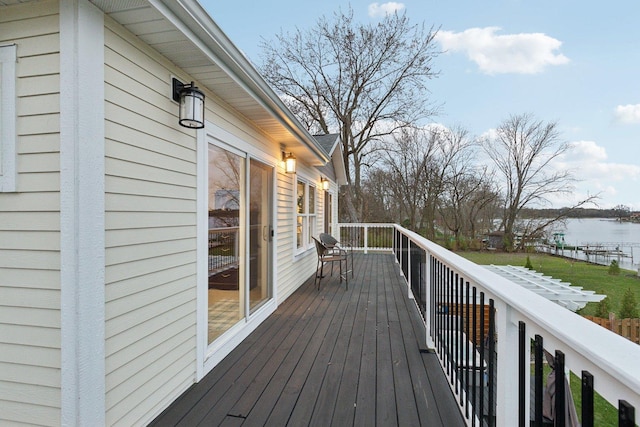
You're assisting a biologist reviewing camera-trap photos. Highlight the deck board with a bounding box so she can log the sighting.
[151,253,466,427]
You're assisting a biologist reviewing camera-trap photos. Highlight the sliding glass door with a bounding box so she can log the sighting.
[249,159,272,312]
[206,144,273,345]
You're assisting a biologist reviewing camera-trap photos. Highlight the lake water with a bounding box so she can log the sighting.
[549,218,640,270]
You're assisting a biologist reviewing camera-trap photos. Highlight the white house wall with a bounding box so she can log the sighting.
[0,1,62,425]
[103,12,326,425]
[0,1,329,424]
[103,17,200,425]
[276,162,329,302]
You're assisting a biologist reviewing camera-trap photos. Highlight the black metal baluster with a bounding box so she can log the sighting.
[445,267,449,377]
[436,259,441,355]
[438,261,443,359]
[465,281,471,419]
[430,256,435,346]
[472,286,478,427]
[534,335,543,427]
[488,299,495,427]
[619,400,635,427]
[439,262,444,359]
[479,292,485,426]
[448,269,453,383]
[581,371,594,427]
[518,321,526,427]
[460,277,466,403]
[455,273,460,395]
[555,350,565,427]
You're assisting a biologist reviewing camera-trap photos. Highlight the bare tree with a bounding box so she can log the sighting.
[381,127,436,231]
[259,8,440,220]
[419,125,472,239]
[439,164,498,248]
[613,204,631,221]
[481,113,597,251]
[360,168,394,223]
[464,178,501,241]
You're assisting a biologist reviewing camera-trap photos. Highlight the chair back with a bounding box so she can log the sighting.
[312,236,328,257]
[319,233,338,247]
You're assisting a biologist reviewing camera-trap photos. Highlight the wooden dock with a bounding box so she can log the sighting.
[150,253,465,426]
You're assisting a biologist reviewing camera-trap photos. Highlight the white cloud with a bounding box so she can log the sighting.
[368,2,405,18]
[435,27,569,75]
[614,104,640,124]
[554,141,640,181]
[549,140,640,208]
[568,140,607,162]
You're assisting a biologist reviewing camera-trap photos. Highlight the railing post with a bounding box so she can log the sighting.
[495,303,519,426]
[409,242,421,301]
[424,251,434,348]
[363,224,369,254]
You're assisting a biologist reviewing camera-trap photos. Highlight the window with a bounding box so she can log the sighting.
[0,44,17,192]
[296,179,317,250]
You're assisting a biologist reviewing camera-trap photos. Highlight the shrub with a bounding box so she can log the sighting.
[620,288,639,319]
[524,256,533,269]
[608,260,620,275]
[595,294,611,318]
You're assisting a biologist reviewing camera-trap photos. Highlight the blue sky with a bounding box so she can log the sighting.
[202,0,640,210]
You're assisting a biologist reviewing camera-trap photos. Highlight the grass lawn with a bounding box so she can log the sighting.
[457,251,640,318]
[464,251,636,425]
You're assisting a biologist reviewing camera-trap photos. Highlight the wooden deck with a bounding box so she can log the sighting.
[150,253,465,426]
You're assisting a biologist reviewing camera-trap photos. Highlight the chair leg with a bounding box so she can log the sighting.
[316,258,325,290]
[344,257,348,290]
[350,250,354,278]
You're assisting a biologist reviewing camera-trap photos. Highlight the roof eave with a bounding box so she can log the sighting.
[150,0,329,164]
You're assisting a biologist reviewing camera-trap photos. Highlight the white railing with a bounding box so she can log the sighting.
[336,223,395,253]
[350,223,639,426]
[208,226,239,274]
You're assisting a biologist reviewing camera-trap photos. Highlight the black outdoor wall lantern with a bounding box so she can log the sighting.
[172,78,205,129]
[282,151,296,174]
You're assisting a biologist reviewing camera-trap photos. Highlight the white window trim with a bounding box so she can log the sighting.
[295,177,317,254]
[0,44,17,192]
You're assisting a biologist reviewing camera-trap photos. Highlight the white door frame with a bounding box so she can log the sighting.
[196,122,279,379]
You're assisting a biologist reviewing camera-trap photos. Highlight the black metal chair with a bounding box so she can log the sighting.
[313,236,348,290]
[319,232,353,278]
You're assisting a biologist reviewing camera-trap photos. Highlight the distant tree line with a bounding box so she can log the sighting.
[522,206,634,220]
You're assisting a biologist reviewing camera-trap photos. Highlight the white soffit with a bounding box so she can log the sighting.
[484,265,606,312]
[87,0,328,164]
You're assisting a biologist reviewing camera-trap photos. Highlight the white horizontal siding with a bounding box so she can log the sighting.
[104,18,197,425]
[274,170,320,302]
[0,1,61,425]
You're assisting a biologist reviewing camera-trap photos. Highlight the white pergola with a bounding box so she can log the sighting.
[484,265,606,312]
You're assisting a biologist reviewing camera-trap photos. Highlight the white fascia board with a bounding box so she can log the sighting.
[332,149,348,186]
[149,0,329,164]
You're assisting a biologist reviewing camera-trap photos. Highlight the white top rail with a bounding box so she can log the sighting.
[394,224,640,423]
